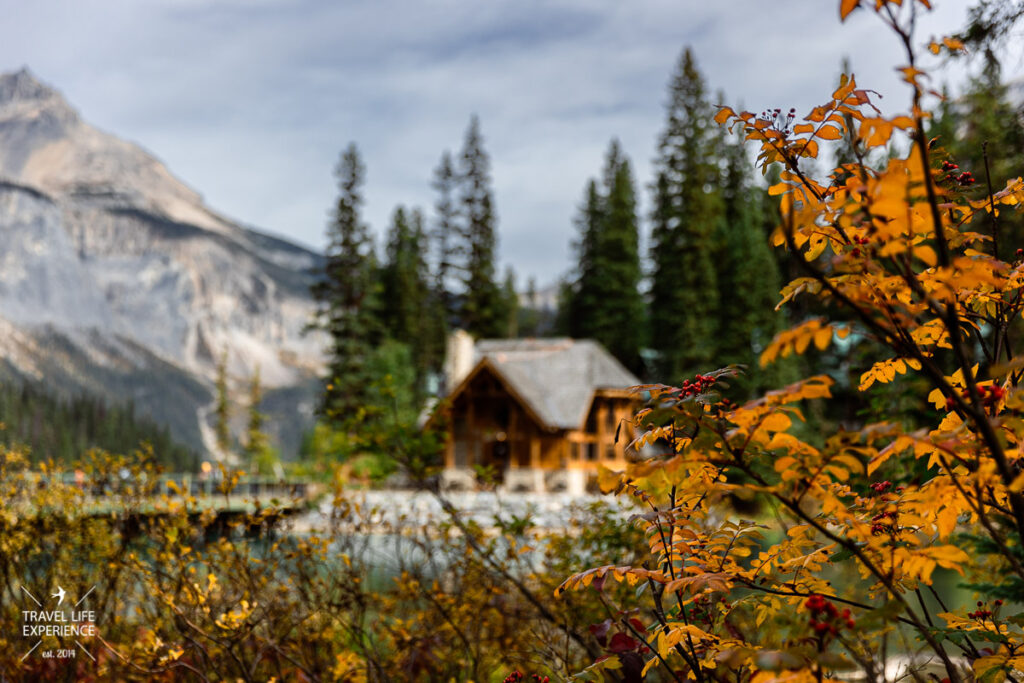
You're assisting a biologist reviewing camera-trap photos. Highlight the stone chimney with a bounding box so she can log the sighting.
[444,329,475,393]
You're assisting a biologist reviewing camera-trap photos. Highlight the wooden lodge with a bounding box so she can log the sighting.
[438,335,642,494]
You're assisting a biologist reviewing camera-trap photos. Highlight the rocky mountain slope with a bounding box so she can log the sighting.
[0,68,325,459]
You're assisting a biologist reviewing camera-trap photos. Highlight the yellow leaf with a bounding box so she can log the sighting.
[597,467,622,494]
[641,657,660,678]
[974,654,1009,683]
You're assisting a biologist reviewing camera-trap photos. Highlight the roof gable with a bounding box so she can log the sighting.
[454,338,640,431]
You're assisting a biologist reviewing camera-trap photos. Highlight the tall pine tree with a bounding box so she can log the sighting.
[566,139,643,373]
[457,115,505,338]
[501,266,519,338]
[713,131,786,392]
[566,178,604,337]
[381,205,427,343]
[214,349,231,456]
[598,143,644,373]
[380,205,442,394]
[649,48,723,382]
[931,69,1024,256]
[311,143,380,422]
[432,150,460,327]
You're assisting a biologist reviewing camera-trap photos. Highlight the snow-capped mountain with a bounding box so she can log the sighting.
[0,68,325,457]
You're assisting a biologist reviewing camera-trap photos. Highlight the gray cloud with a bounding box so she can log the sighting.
[0,0,1013,286]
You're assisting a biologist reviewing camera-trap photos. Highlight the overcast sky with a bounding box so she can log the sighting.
[0,1,1019,287]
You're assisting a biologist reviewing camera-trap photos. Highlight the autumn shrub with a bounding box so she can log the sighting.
[0,439,646,681]
[556,2,1024,681]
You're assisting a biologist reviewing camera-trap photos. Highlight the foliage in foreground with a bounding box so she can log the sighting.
[556,1,1024,681]
[0,444,644,681]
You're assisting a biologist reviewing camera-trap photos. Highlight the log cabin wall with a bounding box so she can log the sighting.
[444,367,638,477]
[564,391,637,473]
[445,366,548,478]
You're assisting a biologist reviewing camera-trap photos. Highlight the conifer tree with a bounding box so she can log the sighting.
[457,115,505,338]
[501,266,519,338]
[381,205,440,393]
[931,70,1024,255]
[714,132,785,391]
[214,350,230,456]
[566,140,643,373]
[381,205,427,343]
[566,179,604,338]
[311,143,380,422]
[649,48,723,382]
[597,143,644,373]
[432,151,460,326]
[412,207,447,381]
[244,366,276,475]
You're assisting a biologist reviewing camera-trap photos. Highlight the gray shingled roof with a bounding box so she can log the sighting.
[471,338,640,431]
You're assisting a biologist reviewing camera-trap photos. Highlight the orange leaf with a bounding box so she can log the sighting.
[714,107,734,125]
[840,0,860,21]
[815,125,844,140]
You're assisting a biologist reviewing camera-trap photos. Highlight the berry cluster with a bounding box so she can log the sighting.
[968,600,1002,621]
[978,385,1006,406]
[759,107,797,133]
[805,595,855,638]
[940,161,975,186]
[871,509,899,536]
[1017,248,1023,261]
[869,480,904,496]
[850,235,870,258]
[678,374,716,399]
[686,594,728,626]
[503,672,549,683]
[943,384,1006,411]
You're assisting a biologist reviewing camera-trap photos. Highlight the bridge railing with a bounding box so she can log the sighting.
[11,472,311,501]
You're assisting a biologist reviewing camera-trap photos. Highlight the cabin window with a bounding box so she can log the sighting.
[572,443,581,460]
[605,444,616,460]
[586,443,597,461]
[605,403,617,431]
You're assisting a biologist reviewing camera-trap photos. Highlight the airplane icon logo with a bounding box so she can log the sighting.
[51,586,66,606]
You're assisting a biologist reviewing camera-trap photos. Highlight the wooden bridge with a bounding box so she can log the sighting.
[16,473,320,518]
